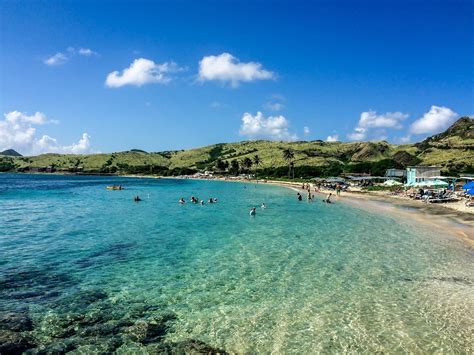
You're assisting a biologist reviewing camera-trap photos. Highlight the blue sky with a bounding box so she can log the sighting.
[0,0,472,155]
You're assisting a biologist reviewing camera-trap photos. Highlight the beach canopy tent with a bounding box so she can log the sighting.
[346,176,389,181]
[312,177,346,183]
[383,179,402,186]
[466,189,474,195]
[462,181,474,190]
[405,179,449,188]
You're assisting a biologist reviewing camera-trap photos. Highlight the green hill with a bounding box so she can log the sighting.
[3,117,473,177]
[0,149,22,157]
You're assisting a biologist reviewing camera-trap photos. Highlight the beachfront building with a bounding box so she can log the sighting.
[406,166,441,185]
[385,168,406,179]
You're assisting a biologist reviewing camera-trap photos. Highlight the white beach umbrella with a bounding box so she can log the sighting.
[383,179,402,186]
[410,180,448,188]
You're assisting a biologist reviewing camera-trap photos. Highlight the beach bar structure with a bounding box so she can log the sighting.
[385,168,406,179]
[406,166,441,185]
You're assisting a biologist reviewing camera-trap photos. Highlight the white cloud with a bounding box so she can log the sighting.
[105,58,181,88]
[347,110,408,141]
[44,52,68,66]
[78,48,97,56]
[4,111,49,125]
[0,111,93,155]
[347,127,367,141]
[409,105,458,135]
[303,126,310,136]
[358,110,408,129]
[326,135,339,142]
[44,47,98,66]
[198,53,274,87]
[239,111,297,141]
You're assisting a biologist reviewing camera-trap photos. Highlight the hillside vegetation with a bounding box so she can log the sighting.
[1,117,473,177]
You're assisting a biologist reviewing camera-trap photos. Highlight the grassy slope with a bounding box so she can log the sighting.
[3,117,473,175]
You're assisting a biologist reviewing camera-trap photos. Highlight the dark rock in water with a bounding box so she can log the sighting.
[9,290,46,300]
[75,242,136,268]
[74,289,108,304]
[143,313,178,344]
[142,322,167,344]
[33,338,79,355]
[149,339,228,354]
[54,289,108,311]
[0,312,33,332]
[124,312,177,344]
[105,335,124,352]
[0,330,35,354]
[0,268,74,311]
[79,321,124,337]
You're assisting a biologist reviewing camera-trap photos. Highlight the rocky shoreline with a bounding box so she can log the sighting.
[0,265,227,354]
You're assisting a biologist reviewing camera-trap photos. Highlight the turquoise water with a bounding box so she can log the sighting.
[1,174,473,353]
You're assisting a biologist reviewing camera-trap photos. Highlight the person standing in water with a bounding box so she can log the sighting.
[249,207,256,216]
[325,193,333,203]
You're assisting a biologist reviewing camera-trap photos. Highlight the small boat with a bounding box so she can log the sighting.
[106,185,124,190]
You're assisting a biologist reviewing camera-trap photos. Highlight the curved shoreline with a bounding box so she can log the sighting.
[164,176,474,249]
[268,181,474,248]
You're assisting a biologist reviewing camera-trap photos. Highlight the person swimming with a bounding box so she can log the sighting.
[208,198,214,204]
[179,198,185,204]
[249,207,256,216]
[134,196,142,202]
[200,200,205,205]
[324,193,333,203]
[297,193,302,201]
[261,203,266,209]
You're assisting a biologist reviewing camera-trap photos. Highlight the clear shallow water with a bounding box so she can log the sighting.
[1,174,473,353]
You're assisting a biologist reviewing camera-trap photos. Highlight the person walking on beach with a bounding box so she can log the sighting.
[336,184,341,196]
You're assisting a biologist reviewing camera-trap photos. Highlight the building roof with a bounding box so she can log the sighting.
[407,165,442,169]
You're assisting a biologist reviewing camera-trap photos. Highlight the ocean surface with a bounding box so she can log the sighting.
[1,174,473,353]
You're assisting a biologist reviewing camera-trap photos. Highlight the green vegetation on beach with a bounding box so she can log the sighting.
[2,117,473,177]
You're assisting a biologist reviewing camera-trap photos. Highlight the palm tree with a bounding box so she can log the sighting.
[242,157,253,173]
[253,155,261,181]
[215,159,226,172]
[230,159,240,175]
[282,148,295,179]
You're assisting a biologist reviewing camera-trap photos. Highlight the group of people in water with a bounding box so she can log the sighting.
[296,183,334,203]
[179,196,218,205]
[132,181,335,211]
[249,203,266,216]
